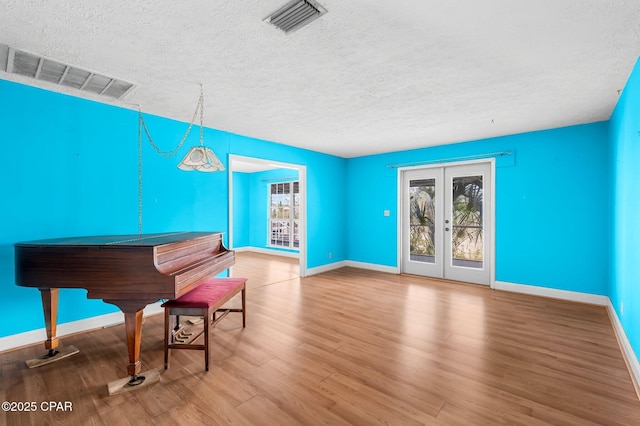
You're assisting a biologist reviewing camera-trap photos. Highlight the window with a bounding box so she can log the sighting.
[269,181,299,249]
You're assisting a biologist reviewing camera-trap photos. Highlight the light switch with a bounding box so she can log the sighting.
[383,210,390,216]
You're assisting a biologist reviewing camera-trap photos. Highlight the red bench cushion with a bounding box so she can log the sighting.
[162,277,246,309]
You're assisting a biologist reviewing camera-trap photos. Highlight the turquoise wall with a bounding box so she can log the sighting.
[223,135,347,268]
[610,58,640,360]
[0,79,346,338]
[346,122,610,295]
[232,171,251,247]
[1,62,636,355]
[232,168,299,254]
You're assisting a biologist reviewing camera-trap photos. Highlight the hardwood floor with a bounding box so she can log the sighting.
[1,251,639,425]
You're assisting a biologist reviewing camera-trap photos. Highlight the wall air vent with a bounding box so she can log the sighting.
[0,43,135,100]
[264,0,327,34]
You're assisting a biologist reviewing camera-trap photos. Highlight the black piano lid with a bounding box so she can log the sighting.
[14,231,224,247]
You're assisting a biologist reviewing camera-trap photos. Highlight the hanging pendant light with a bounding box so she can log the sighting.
[177,146,224,172]
[177,85,225,172]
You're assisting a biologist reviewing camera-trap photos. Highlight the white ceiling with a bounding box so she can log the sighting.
[1,1,639,158]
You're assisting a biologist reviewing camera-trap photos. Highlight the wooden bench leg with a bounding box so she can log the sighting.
[204,307,210,372]
[164,308,170,370]
[242,288,246,328]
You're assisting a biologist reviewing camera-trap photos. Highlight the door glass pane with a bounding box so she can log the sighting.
[451,175,483,268]
[409,179,436,263]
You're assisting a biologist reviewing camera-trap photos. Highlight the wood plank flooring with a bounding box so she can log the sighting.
[1,251,639,425]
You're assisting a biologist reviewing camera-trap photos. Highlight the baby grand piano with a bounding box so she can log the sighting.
[14,231,234,393]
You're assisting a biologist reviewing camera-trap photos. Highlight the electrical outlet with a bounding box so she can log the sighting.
[328,252,332,259]
[621,302,624,316]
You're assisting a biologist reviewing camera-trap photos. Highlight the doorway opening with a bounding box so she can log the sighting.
[228,155,307,277]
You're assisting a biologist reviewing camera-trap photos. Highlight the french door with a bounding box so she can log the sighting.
[401,162,492,285]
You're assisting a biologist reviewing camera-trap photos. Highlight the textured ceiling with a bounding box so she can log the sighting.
[1,0,639,158]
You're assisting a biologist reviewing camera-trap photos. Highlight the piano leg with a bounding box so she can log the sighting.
[124,310,144,385]
[41,288,60,355]
[24,288,79,368]
[104,299,160,395]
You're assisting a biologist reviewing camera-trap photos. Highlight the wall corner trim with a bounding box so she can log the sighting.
[0,302,164,354]
[606,300,640,400]
[343,261,399,274]
[493,281,609,305]
[306,260,399,276]
[306,261,348,276]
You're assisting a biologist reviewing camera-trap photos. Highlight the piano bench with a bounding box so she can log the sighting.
[161,277,246,372]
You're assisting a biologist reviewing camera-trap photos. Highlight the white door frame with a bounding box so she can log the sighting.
[228,154,307,277]
[397,159,496,288]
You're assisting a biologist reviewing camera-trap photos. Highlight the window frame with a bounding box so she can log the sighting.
[267,180,300,250]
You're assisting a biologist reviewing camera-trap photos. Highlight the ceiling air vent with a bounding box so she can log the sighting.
[264,0,327,34]
[0,43,135,100]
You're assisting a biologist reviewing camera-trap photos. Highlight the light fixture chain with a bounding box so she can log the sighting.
[138,110,144,237]
[139,87,204,158]
[199,85,204,146]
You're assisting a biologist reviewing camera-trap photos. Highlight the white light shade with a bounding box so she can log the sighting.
[177,146,225,172]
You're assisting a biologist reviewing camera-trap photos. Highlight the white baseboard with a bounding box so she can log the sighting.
[306,260,347,276]
[493,280,609,305]
[606,300,640,399]
[344,260,399,274]
[306,260,399,276]
[233,246,300,259]
[0,302,164,353]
